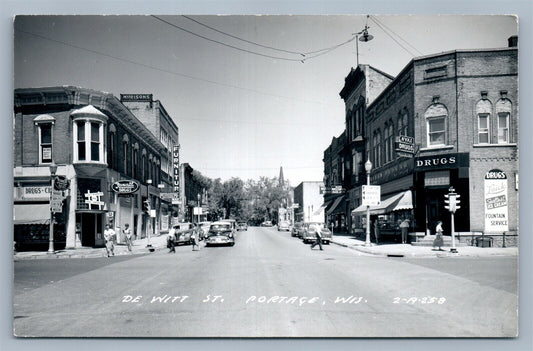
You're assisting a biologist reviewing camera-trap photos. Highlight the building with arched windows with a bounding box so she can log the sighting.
[328,37,518,246]
[13,86,170,250]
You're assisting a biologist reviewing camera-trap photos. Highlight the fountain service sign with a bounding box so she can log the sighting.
[484,169,508,233]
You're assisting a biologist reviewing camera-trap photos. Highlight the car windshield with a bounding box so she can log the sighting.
[210,224,231,231]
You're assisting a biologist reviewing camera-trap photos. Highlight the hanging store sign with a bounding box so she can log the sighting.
[173,145,180,196]
[50,189,64,213]
[112,180,140,195]
[484,169,509,233]
[395,135,415,156]
[85,190,105,210]
[54,176,70,191]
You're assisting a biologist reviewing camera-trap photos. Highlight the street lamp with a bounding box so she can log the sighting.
[364,159,373,247]
[197,193,201,224]
[354,17,374,66]
[48,162,58,254]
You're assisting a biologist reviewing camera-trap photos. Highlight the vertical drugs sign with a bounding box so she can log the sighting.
[484,169,508,233]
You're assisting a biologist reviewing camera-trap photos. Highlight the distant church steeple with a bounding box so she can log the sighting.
[279,166,285,187]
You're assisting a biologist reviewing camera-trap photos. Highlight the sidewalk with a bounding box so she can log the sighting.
[330,233,518,258]
[13,234,169,261]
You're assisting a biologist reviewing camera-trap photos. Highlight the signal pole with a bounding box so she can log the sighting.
[444,187,461,253]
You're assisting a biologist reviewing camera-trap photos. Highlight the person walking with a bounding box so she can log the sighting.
[433,221,444,251]
[310,223,323,250]
[400,218,410,244]
[103,224,115,257]
[373,219,380,245]
[123,223,132,252]
[167,226,176,253]
[191,228,200,251]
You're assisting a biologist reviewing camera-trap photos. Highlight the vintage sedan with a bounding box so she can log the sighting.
[277,221,290,232]
[205,221,236,247]
[260,220,273,227]
[291,222,304,237]
[237,222,248,231]
[301,222,332,244]
[171,222,195,245]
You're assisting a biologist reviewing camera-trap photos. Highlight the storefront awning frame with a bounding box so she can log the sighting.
[327,195,346,215]
[13,203,51,225]
[351,190,412,216]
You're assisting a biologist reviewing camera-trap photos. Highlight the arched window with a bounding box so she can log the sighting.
[384,123,390,163]
[476,99,492,144]
[376,129,382,167]
[398,109,408,136]
[387,121,394,161]
[141,149,147,182]
[424,103,448,147]
[132,142,139,179]
[496,98,512,144]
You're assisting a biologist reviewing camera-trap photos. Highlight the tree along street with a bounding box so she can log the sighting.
[14,226,517,337]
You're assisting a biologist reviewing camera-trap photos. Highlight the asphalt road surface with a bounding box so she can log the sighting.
[13,226,518,337]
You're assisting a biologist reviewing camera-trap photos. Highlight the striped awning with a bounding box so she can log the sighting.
[327,196,346,215]
[351,190,412,216]
[13,204,51,225]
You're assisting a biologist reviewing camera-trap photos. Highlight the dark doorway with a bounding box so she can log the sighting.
[425,187,449,235]
[79,213,104,247]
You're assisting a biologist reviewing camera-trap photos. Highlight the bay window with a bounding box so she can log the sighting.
[71,105,107,164]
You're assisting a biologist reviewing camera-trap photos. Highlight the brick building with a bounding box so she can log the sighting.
[13,86,169,250]
[328,38,518,246]
[120,94,180,232]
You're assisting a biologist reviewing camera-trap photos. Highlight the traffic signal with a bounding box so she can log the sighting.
[455,194,461,211]
[143,200,151,213]
[444,192,460,213]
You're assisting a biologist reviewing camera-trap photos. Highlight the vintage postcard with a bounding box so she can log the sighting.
[13,14,519,338]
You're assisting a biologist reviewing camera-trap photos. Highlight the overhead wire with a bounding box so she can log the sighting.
[15,29,334,106]
[158,15,356,62]
[368,16,423,57]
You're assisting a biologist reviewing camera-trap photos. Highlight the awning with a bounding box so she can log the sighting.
[13,204,50,225]
[327,196,346,215]
[351,190,412,216]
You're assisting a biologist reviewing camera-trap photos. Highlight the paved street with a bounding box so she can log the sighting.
[13,226,518,338]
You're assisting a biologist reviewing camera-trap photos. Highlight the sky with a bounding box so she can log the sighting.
[13,14,518,185]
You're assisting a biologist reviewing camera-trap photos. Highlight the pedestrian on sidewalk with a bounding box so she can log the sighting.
[310,223,323,250]
[433,221,444,251]
[191,229,200,251]
[123,223,132,252]
[373,219,380,245]
[167,226,176,253]
[104,224,115,257]
[400,219,410,244]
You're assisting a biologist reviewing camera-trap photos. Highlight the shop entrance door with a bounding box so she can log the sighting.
[425,188,449,235]
[80,213,104,247]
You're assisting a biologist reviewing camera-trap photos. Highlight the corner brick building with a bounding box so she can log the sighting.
[328,37,518,247]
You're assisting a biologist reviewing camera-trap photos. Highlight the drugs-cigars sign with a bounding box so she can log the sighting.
[484,169,508,233]
[112,180,140,195]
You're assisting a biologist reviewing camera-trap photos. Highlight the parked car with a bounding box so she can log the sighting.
[291,222,304,237]
[237,222,248,231]
[261,220,273,227]
[278,221,290,231]
[205,221,236,246]
[197,221,211,240]
[301,222,332,244]
[171,222,195,245]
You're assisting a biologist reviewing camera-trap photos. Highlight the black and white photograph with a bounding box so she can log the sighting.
[9,8,526,342]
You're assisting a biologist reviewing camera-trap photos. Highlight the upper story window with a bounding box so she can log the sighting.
[424,102,448,147]
[496,98,512,144]
[476,98,492,144]
[108,124,117,169]
[122,134,129,175]
[398,109,408,136]
[71,105,107,164]
[33,114,56,164]
[132,143,139,179]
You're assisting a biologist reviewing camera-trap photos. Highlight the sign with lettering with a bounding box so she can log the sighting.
[20,186,52,200]
[395,136,415,155]
[50,189,64,213]
[85,190,105,210]
[54,176,70,191]
[173,145,180,196]
[484,169,508,233]
[112,180,140,195]
[414,153,469,171]
[362,185,381,206]
[120,94,153,102]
